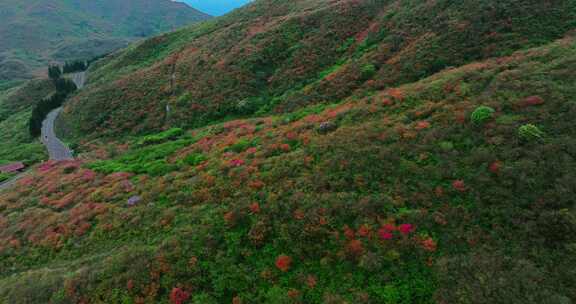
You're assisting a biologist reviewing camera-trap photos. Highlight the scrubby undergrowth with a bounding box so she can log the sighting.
[0,80,52,164]
[60,0,576,139]
[1,36,576,303]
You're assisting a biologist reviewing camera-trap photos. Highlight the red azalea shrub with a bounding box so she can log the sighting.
[275,255,292,272]
[249,202,260,214]
[421,238,437,252]
[415,121,431,130]
[38,161,57,173]
[378,229,394,240]
[382,223,396,232]
[387,88,404,101]
[343,225,355,239]
[287,289,301,299]
[435,186,444,197]
[224,211,236,225]
[398,224,415,235]
[293,210,305,220]
[382,98,394,106]
[521,95,545,107]
[357,224,371,237]
[306,275,317,289]
[230,159,245,167]
[346,239,364,256]
[170,287,190,304]
[452,180,467,192]
[82,169,96,181]
[489,161,502,174]
[248,180,265,190]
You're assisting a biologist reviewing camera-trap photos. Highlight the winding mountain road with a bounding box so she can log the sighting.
[41,71,85,161]
[41,108,73,160]
[0,71,86,191]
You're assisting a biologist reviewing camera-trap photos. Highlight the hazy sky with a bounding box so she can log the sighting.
[179,0,252,16]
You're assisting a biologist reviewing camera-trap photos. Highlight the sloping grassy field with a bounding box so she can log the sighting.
[0,80,53,165]
[1,35,575,303]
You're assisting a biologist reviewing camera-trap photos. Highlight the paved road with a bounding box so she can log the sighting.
[41,108,73,161]
[71,71,86,89]
[40,71,85,161]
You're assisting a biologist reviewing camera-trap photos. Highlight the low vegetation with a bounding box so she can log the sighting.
[61,0,576,139]
[1,33,576,302]
[0,80,51,164]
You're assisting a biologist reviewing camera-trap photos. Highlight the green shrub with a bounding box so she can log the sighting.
[225,138,259,153]
[360,63,377,80]
[470,106,495,124]
[136,128,184,147]
[0,173,11,183]
[518,124,545,141]
[89,138,193,176]
[183,153,207,166]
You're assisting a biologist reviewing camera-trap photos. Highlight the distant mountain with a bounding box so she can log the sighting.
[180,0,252,16]
[0,0,211,86]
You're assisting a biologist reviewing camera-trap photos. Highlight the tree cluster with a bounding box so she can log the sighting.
[48,65,62,80]
[29,67,77,137]
[63,60,88,74]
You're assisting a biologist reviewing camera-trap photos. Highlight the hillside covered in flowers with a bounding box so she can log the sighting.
[1,0,576,303]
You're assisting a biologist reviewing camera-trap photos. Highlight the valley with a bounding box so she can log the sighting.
[0,0,211,87]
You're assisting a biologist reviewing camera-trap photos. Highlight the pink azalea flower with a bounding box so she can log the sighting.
[230,159,245,167]
[382,223,396,232]
[378,228,394,240]
[398,224,415,235]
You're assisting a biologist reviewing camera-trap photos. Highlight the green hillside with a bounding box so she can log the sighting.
[61,0,576,138]
[0,0,576,303]
[0,80,53,165]
[0,0,211,85]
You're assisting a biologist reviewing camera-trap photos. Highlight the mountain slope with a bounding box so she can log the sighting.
[0,0,211,85]
[61,0,576,139]
[1,35,576,303]
[0,80,53,165]
[1,0,576,303]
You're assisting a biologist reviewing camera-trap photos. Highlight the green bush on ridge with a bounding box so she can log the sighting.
[470,106,495,125]
[518,124,545,141]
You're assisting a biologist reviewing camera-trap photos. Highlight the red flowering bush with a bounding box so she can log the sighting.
[398,224,415,235]
[421,238,437,252]
[452,180,467,192]
[489,161,502,174]
[275,255,292,272]
[520,95,545,107]
[378,228,394,240]
[346,239,364,257]
[415,121,431,130]
[170,287,190,304]
[357,224,371,237]
[229,159,245,167]
[249,202,260,214]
